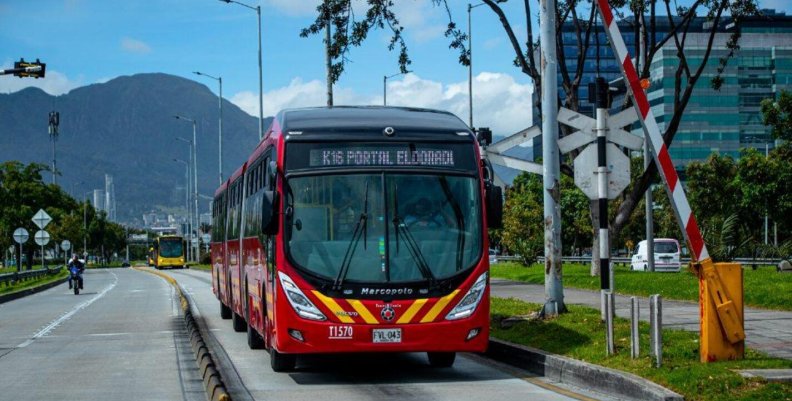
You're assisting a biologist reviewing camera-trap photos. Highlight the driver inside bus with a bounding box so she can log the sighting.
[404,197,446,228]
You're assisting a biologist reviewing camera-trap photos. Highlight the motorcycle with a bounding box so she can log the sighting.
[68,266,83,295]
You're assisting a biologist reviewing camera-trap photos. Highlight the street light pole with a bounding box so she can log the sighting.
[467,3,485,129]
[193,71,223,185]
[174,158,192,262]
[175,114,199,261]
[383,71,411,106]
[219,0,263,140]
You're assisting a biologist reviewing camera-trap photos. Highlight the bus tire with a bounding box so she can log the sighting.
[247,319,265,349]
[427,352,456,368]
[270,348,295,372]
[246,289,265,349]
[220,302,232,319]
[232,311,246,332]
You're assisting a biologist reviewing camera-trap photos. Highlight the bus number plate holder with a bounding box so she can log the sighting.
[373,328,402,343]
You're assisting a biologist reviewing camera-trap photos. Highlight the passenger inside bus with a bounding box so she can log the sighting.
[403,197,447,228]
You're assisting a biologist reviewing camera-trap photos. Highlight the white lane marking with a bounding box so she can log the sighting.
[17,271,119,348]
[86,330,174,337]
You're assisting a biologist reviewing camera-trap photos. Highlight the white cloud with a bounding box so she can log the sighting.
[391,0,447,43]
[0,62,83,95]
[264,0,320,17]
[229,72,533,135]
[121,37,151,54]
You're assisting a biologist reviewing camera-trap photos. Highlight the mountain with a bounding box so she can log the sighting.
[0,73,271,224]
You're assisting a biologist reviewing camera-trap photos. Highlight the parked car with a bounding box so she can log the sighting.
[630,238,681,272]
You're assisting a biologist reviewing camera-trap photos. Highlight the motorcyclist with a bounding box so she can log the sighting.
[68,254,85,290]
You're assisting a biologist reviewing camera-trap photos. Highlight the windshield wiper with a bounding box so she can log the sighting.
[333,180,369,290]
[392,186,435,285]
[439,176,466,271]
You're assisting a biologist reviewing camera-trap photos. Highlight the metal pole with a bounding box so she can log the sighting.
[646,136,655,272]
[764,142,768,245]
[540,0,564,317]
[631,296,640,358]
[605,291,615,355]
[219,77,223,185]
[52,134,57,185]
[596,77,611,298]
[468,3,473,128]
[256,5,263,140]
[192,121,199,262]
[383,75,387,106]
[650,294,663,367]
[326,12,333,107]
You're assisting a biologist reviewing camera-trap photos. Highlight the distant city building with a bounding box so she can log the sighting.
[636,10,791,171]
[92,189,105,212]
[105,174,116,221]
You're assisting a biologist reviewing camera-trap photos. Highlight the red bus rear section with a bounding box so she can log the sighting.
[211,106,502,371]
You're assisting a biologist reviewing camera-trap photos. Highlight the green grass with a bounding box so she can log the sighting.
[190,264,211,272]
[491,262,792,311]
[0,269,69,296]
[491,297,792,401]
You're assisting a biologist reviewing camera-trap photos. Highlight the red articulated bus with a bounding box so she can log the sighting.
[211,106,502,372]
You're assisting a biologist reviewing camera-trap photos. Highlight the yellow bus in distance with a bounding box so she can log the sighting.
[149,235,187,269]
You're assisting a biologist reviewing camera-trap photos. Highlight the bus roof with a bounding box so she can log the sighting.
[214,180,228,198]
[277,106,474,141]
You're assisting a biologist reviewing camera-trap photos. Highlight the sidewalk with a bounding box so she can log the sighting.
[491,278,792,360]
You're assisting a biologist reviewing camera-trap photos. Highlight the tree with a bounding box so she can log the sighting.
[500,173,544,265]
[761,89,792,142]
[610,0,760,247]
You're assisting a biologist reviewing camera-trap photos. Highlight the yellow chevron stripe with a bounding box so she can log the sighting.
[420,290,460,323]
[348,300,379,324]
[311,291,355,323]
[397,298,427,324]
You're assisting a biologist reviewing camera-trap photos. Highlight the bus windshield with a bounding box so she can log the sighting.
[286,173,482,284]
[159,239,183,258]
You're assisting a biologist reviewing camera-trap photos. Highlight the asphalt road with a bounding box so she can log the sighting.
[0,268,205,401]
[168,268,608,401]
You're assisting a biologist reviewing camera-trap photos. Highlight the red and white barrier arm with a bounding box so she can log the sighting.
[595,0,709,262]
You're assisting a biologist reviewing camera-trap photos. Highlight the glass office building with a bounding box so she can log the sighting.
[643,11,792,170]
[527,10,791,171]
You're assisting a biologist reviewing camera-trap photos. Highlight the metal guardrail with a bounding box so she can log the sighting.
[496,256,783,266]
[0,266,64,286]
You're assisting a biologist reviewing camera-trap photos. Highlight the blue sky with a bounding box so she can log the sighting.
[2,0,790,135]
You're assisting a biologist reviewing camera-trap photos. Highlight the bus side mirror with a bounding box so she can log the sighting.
[486,183,503,229]
[261,190,279,235]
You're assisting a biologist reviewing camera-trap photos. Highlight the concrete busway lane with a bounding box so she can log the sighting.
[169,268,611,401]
[0,268,205,401]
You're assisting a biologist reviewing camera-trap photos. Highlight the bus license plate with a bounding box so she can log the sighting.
[372,328,402,343]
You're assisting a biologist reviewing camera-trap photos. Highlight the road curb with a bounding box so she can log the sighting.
[486,339,684,401]
[133,266,232,401]
[0,274,68,305]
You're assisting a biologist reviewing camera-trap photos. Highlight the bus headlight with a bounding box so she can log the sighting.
[446,272,488,321]
[278,272,327,321]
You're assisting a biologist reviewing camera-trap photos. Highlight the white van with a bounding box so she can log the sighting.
[630,238,681,272]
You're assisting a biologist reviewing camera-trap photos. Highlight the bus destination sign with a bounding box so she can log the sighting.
[310,148,455,168]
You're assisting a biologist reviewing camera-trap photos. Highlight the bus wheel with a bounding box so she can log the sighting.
[220,302,232,319]
[427,352,456,368]
[246,291,264,349]
[270,348,295,372]
[232,311,246,332]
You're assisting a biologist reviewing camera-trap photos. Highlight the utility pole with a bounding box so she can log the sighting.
[540,0,564,317]
[48,111,59,185]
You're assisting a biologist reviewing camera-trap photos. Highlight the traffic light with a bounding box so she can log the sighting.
[13,58,46,78]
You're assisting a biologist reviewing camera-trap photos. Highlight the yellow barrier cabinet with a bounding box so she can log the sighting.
[698,260,745,362]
